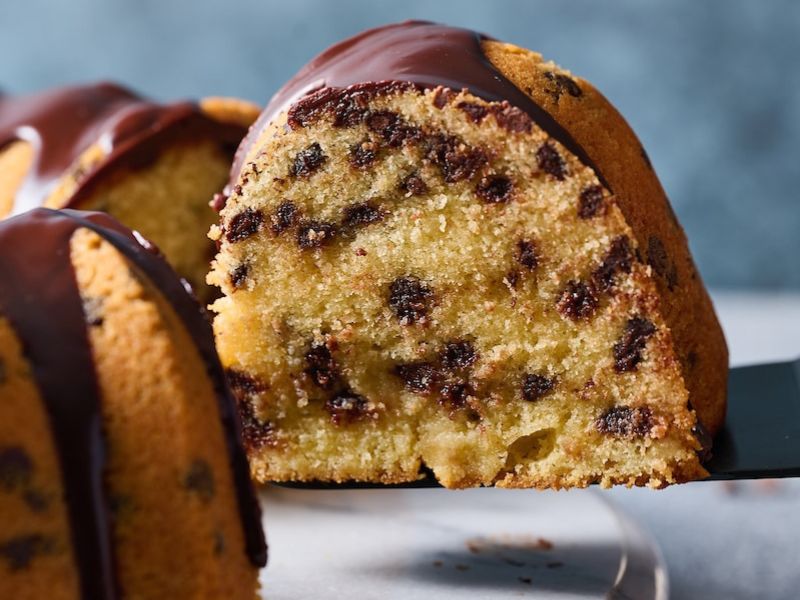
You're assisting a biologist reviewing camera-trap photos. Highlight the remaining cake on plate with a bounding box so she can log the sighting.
[0,82,259,300]
[0,209,266,599]
[210,21,728,489]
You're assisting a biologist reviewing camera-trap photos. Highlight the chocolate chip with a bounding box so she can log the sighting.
[593,236,633,292]
[578,185,604,219]
[213,531,226,556]
[399,172,428,196]
[596,406,653,438]
[365,110,420,147]
[440,341,478,371]
[388,276,433,324]
[505,270,521,289]
[325,390,371,425]
[613,317,657,372]
[556,280,598,320]
[536,142,568,180]
[23,489,49,512]
[432,88,456,109]
[457,101,489,123]
[426,134,487,183]
[0,447,32,491]
[349,139,379,169]
[82,296,104,327]
[522,374,557,401]
[342,201,384,229]
[439,382,474,410]
[297,220,337,249]
[270,200,299,235]
[544,72,583,101]
[515,240,538,271]
[230,264,249,289]
[476,176,514,203]
[289,142,327,177]
[490,103,532,133]
[647,236,668,277]
[393,362,441,394]
[226,368,267,397]
[332,95,370,128]
[183,459,215,503]
[226,208,264,242]
[304,343,340,390]
[287,87,369,129]
[0,534,55,571]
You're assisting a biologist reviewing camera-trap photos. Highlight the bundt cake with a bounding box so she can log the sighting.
[0,82,259,301]
[0,209,266,598]
[209,21,728,489]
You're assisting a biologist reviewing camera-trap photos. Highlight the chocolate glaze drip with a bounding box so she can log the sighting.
[0,209,266,598]
[0,82,246,215]
[229,20,605,191]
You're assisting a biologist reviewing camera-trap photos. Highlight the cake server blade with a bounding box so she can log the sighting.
[705,358,800,480]
[276,358,800,489]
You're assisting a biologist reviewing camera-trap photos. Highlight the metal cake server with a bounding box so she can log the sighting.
[279,357,800,489]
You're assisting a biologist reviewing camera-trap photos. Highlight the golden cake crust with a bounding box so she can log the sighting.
[482,41,728,435]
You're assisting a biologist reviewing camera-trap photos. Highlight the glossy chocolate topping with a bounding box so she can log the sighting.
[0,82,245,215]
[0,209,266,598]
[229,20,604,189]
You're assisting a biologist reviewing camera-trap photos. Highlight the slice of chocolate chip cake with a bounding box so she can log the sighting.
[209,21,728,489]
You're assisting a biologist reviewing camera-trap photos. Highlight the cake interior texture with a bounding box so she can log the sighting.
[210,23,727,490]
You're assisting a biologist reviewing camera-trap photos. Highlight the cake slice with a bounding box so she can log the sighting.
[209,21,728,489]
[0,82,259,301]
[0,209,265,599]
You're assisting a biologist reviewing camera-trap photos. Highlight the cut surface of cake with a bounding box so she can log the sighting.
[0,209,265,599]
[209,21,728,489]
[0,82,259,300]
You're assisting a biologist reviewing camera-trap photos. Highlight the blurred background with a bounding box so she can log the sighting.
[2,0,799,290]
[2,2,799,599]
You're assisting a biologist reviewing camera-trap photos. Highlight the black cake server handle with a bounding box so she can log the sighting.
[277,358,800,489]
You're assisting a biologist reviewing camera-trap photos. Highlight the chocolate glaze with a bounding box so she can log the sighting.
[229,21,605,190]
[0,82,246,215]
[0,209,266,598]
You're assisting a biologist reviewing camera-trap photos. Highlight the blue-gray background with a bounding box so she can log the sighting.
[2,0,798,289]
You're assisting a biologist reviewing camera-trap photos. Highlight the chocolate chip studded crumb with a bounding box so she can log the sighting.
[426,134,487,183]
[289,142,327,177]
[388,276,433,324]
[457,101,489,123]
[297,220,337,249]
[230,263,250,289]
[226,368,267,397]
[556,280,598,320]
[365,110,420,147]
[0,534,55,571]
[349,139,379,169]
[536,142,568,180]
[440,341,478,371]
[399,172,428,196]
[432,88,456,109]
[325,391,371,425]
[522,374,556,401]
[82,296,104,327]
[342,201,384,229]
[515,240,539,271]
[183,459,215,503]
[226,208,264,242]
[270,201,299,235]
[614,317,657,372]
[476,175,514,203]
[393,362,441,394]
[226,369,278,449]
[596,406,653,438]
[0,447,32,491]
[304,343,340,390]
[578,185,605,219]
[593,236,633,292]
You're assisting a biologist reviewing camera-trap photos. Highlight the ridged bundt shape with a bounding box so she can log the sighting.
[210,21,727,489]
[0,83,260,300]
[0,209,265,599]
